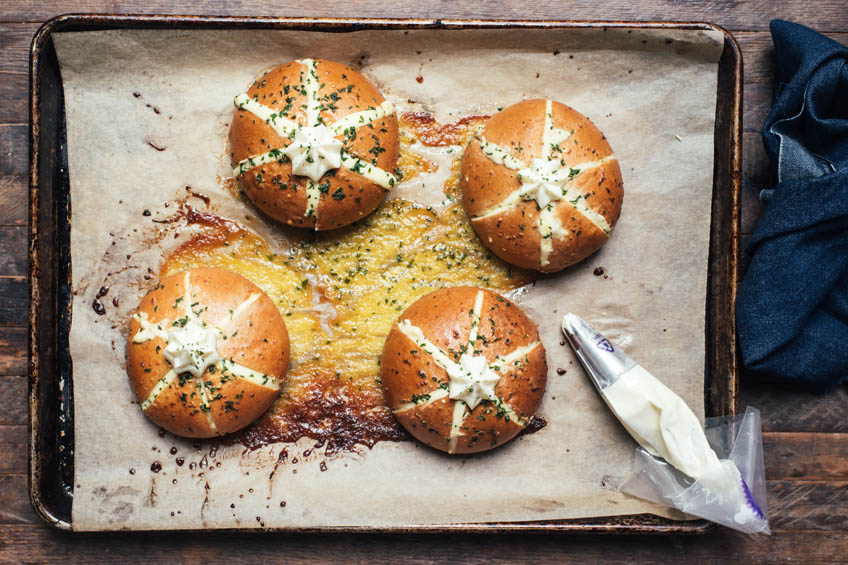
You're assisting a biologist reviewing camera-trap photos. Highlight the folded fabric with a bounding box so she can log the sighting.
[736,20,848,391]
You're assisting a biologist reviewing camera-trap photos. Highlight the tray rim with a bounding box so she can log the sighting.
[29,13,742,534]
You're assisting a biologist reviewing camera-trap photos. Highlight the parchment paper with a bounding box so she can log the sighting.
[55,26,724,531]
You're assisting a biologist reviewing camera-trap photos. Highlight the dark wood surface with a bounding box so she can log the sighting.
[3,1,847,562]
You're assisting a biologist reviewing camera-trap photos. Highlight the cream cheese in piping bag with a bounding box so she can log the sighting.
[561,313,769,533]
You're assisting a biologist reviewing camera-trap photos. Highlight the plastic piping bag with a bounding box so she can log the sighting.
[562,313,770,534]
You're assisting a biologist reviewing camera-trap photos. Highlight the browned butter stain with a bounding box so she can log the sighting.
[227,380,408,456]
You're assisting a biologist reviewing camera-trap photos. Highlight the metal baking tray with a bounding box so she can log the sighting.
[29,14,741,533]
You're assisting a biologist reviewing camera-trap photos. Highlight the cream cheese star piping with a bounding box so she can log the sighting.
[283,59,344,183]
[446,353,500,410]
[518,157,564,209]
[283,122,344,182]
[163,316,220,377]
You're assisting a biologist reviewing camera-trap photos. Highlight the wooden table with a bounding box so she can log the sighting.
[2,2,846,561]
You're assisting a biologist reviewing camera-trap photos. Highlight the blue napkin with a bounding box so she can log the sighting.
[736,20,848,391]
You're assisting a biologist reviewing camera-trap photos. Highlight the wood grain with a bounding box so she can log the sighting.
[0,526,846,563]
[0,73,27,124]
[0,228,26,276]
[4,0,848,32]
[0,277,26,326]
[744,82,776,134]
[768,481,848,532]
[764,433,848,481]
[0,176,26,227]
[0,23,38,75]
[0,328,26,376]
[0,125,27,226]
[0,376,26,424]
[742,383,848,434]
[0,426,25,474]
[740,132,769,233]
[0,126,27,174]
[0,476,39,525]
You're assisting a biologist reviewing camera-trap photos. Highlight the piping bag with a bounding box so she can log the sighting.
[562,313,771,534]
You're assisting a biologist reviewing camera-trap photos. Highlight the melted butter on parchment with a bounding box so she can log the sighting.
[164,112,533,453]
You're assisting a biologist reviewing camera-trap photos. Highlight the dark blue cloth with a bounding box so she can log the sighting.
[736,20,848,391]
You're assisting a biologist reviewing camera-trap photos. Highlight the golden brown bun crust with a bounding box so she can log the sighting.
[127,268,290,438]
[461,99,623,272]
[381,286,547,454]
[229,59,399,230]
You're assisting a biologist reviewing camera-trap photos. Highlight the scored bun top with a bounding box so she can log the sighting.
[381,286,547,455]
[126,267,290,438]
[461,98,623,272]
[229,58,400,231]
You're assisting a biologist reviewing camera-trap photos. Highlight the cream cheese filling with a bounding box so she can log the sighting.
[490,340,541,372]
[329,100,395,136]
[448,401,468,454]
[215,293,260,328]
[396,319,459,372]
[479,137,526,171]
[392,388,449,413]
[219,358,280,391]
[139,370,177,412]
[297,58,322,126]
[233,92,297,138]
[465,289,485,347]
[132,312,168,343]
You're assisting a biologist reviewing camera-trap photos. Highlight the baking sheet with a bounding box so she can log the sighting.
[54,26,724,531]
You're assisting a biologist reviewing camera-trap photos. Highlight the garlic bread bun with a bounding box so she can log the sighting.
[461,99,623,272]
[381,286,547,454]
[229,58,400,230]
[127,268,289,438]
